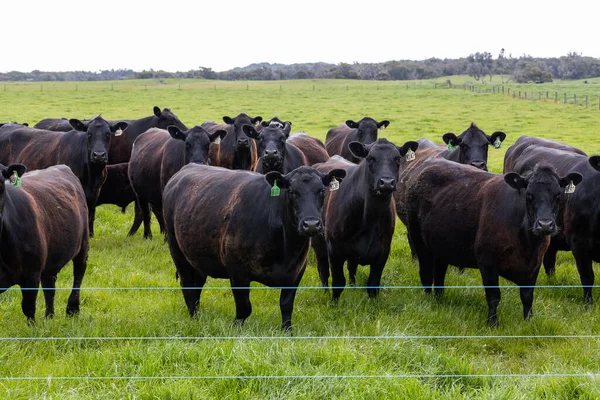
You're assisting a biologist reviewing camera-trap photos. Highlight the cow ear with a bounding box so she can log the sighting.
[345,120,359,129]
[22,122,29,127]
[209,130,227,143]
[589,156,600,171]
[348,141,369,158]
[397,141,419,156]
[559,172,583,187]
[222,116,234,124]
[322,168,347,186]
[153,106,162,117]
[251,116,263,124]
[2,164,26,180]
[167,126,186,141]
[504,172,528,191]
[111,121,128,133]
[489,131,507,147]
[242,124,260,140]
[377,120,390,130]
[261,120,270,127]
[282,122,292,138]
[69,119,88,131]
[442,133,460,146]
[264,171,290,189]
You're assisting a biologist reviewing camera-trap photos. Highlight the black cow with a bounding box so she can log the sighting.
[128,126,226,238]
[163,164,346,330]
[504,135,587,164]
[405,158,582,325]
[202,113,262,170]
[0,164,89,321]
[0,122,28,129]
[325,117,390,163]
[246,122,309,174]
[96,162,137,212]
[440,122,506,170]
[0,116,128,236]
[287,132,330,166]
[504,139,600,303]
[312,138,419,300]
[33,118,73,131]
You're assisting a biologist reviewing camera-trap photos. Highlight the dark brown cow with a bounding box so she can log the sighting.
[312,138,419,300]
[0,116,128,236]
[440,122,506,171]
[163,164,345,331]
[325,117,390,163]
[504,138,600,303]
[33,118,73,131]
[405,158,582,325]
[0,164,89,321]
[287,132,330,166]
[96,162,137,212]
[128,126,226,238]
[202,113,262,170]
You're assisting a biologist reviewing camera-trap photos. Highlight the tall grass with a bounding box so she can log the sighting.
[1,79,600,398]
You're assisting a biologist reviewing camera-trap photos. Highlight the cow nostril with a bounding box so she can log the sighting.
[471,161,486,169]
[378,178,396,188]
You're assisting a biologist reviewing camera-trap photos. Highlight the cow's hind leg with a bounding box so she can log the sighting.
[347,261,359,286]
[20,275,41,322]
[280,272,305,332]
[67,241,89,316]
[330,251,346,302]
[139,201,153,239]
[40,270,58,318]
[433,260,449,297]
[480,266,501,327]
[311,236,330,290]
[543,243,559,277]
[168,234,205,316]
[127,199,144,237]
[572,247,594,305]
[230,277,252,324]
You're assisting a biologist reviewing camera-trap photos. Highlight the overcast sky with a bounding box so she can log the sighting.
[2,0,597,73]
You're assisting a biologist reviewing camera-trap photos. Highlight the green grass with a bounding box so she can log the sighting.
[2,79,600,399]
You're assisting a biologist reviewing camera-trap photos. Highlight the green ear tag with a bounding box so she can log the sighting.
[447,143,455,152]
[493,137,502,149]
[271,180,280,197]
[10,170,21,188]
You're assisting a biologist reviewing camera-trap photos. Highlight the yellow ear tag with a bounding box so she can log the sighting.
[329,177,340,191]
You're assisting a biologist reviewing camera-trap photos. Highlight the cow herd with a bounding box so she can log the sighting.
[1,109,599,331]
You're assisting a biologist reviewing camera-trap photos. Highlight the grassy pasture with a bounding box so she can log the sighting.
[1,78,600,398]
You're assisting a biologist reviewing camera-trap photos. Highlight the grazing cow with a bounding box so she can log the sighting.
[128,126,226,238]
[246,122,309,174]
[288,132,330,166]
[504,139,600,303]
[163,164,346,330]
[34,117,73,131]
[202,113,262,170]
[96,162,137,212]
[0,116,128,236]
[325,117,390,163]
[405,158,582,325]
[312,138,419,300]
[439,122,506,170]
[0,164,89,321]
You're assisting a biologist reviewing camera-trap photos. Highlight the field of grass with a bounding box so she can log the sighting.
[1,78,600,399]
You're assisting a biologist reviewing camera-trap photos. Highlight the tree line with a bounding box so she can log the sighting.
[2,51,599,83]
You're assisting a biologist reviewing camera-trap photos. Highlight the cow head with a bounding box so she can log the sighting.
[265,166,346,236]
[349,138,418,196]
[222,113,263,150]
[504,163,582,236]
[0,163,27,222]
[70,116,128,164]
[153,106,188,131]
[260,116,286,130]
[442,122,506,170]
[168,125,227,165]
[346,117,390,145]
[244,122,292,173]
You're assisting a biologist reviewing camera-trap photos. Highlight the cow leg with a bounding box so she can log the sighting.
[366,262,385,298]
[280,273,304,332]
[311,236,330,290]
[519,286,535,320]
[330,252,346,302]
[67,242,89,316]
[127,199,144,237]
[347,262,359,286]
[572,248,594,305]
[88,206,96,237]
[20,276,40,322]
[480,267,501,327]
[230,278,252,324]
[417,251,435,294]
[433,261,449,297]
[138,201,153,239]
[40,271,58,318]
[152,206,166,235]
[543,242,559,277]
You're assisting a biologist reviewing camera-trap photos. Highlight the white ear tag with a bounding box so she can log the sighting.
[329,177,340,191]
[493,137,502,149]
[565,181,575,194]
[214,136,221,145]
[379,125,386,131]
[114,128,123,137]
[405,149,415,162]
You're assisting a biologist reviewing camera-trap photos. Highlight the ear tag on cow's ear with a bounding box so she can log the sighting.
[493,137,502,149]
[214,136,221,145]
[271,180,280,197]
[447,143,455,152]
[405,149,416,162]
[114,128,123,137]
[329,177,340,191]
[565,181,576,194]
[10,170,21,188]
[379,126,386,131]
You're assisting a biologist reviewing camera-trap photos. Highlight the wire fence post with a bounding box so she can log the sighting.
[555,92,558,103]
[585,95,588,108]
[574,94,577,105]
[564,93,567,104]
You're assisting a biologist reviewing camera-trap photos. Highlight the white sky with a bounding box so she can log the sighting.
[2,0,597,73]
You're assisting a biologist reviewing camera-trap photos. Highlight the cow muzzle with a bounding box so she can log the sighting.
[374,177,396,195]
[470,160,487,171]
[91,151,108,164]
[533,219,556,236]
[299,218,323,236]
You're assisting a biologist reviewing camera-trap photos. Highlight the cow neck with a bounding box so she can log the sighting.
[513,190,551,260]
[233,146,253,170]
[267,189,307,250]
[76,132,107,200]
[131,115,159,135]
[355,162,394,219]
